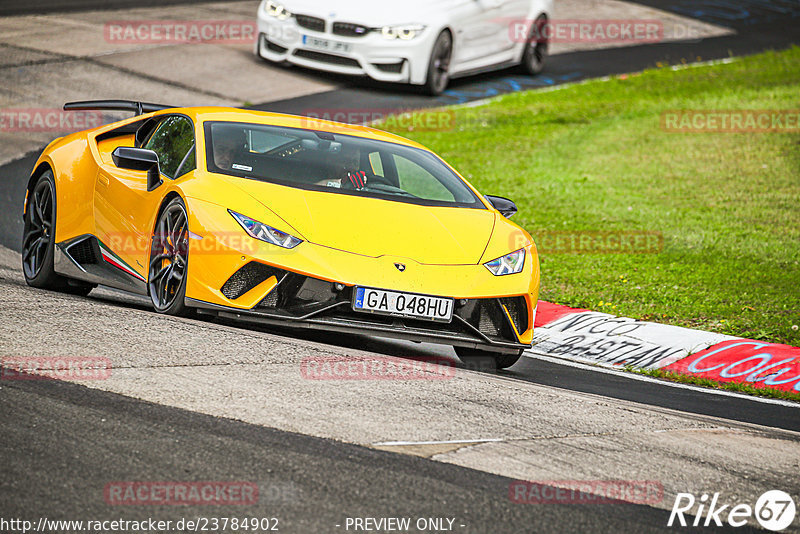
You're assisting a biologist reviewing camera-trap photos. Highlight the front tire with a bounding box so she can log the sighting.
[423,31,453,96]
[149,197,190,316]
[455,346,524,370]
[520,15,548,75]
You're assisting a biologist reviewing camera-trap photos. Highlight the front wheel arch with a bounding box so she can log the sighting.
[147,191,184,285]
[151,192,184,234]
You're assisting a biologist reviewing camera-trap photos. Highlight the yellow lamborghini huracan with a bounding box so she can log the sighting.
[22,101,540,368]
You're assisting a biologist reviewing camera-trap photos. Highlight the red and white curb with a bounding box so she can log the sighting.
[527,302,800,394]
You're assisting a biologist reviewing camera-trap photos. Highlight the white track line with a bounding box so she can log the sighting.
[373,438,505,447]
[524,351,800,409]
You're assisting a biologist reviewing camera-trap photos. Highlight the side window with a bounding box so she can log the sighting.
[175,145,196,177]
[368,152,384,178]
[393,155,454,202]
[143,116,195,179]
[249,130,294,153]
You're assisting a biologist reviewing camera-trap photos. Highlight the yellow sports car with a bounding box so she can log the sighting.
[22,100,540,368]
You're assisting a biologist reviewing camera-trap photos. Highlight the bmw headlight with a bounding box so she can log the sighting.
[229,210,302,249]
[263,0,292,20]
[380,24,426,40]
[484,249,525,276]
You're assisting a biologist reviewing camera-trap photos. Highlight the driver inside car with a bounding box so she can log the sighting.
[213,126,249,171]
[318,145,367,190]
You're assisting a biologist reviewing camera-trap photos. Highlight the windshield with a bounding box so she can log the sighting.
[203,121,484,208]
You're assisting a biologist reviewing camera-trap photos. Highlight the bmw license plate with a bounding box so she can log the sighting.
[353,287,453,323]
[302,35,352,53]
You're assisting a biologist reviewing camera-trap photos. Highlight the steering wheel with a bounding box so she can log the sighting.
[364,173,394,187]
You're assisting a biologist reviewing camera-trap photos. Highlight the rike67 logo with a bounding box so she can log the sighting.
[669,490,797,531]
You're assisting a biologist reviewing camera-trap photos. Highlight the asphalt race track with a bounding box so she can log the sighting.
[0,0,246,17]
[1,1,799,532]
[1,377,704,533]
[1,247,796,532]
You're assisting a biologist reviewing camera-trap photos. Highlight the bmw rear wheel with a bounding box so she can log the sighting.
[520,15,548,75]
[455,347,524,370]
[149,197,190,316]
[424,31,453,96]
[22,170,94,295]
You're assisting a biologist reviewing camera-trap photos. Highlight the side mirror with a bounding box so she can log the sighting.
[485,195,518,218]
[112,147,162,192]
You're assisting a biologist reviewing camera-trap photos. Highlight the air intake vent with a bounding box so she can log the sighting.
[500,296,528,334]
[67,239,98,265]
[477,300,505,337]
[264,37,288,54]
[260,288,280,308]
[374,61,404,74]
[294,49,361,67]
[221,262,282,300]
[333,22,369,37]
[295,14,326,33]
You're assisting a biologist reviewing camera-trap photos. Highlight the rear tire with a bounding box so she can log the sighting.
[22,170,61,289]
[22,170,98,296]
[423,31,453,96]
[520,15,548,75]
[455,346,524,370]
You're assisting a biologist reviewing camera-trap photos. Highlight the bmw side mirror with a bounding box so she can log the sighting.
[112,146,162,192]
[485,195,518,218]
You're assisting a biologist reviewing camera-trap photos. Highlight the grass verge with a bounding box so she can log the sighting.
[379,47,800,347]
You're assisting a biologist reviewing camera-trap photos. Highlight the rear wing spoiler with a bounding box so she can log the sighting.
[63,100,175,115]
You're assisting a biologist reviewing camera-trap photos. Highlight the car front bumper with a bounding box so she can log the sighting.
[189,294,532,355]
[183,198,539,353]
[254,15,435,85]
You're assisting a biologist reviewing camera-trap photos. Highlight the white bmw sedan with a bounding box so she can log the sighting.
[255,0,552,95]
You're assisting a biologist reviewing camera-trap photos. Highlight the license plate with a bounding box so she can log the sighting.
[353,288,453,323]
[302,35,352,53]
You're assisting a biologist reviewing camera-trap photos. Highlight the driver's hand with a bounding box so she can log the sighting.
[345,171,367,190]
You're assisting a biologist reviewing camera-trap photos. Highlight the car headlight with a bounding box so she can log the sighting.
[484,249,525,276]
[380,24,425,40]
[263,0,292,20]
[229,210,302,249]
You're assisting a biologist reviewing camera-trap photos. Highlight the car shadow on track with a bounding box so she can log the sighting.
[86,285,505,372]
